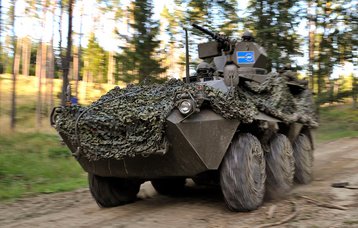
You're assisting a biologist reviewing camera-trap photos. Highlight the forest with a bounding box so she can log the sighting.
[0,0,357,131]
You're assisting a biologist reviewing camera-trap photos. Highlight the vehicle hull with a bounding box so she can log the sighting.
[60,109,240,178]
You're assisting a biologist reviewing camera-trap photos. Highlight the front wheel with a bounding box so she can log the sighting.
[265,133,295,199]
[293,133,314,184]
[220,133,266,211]
[88,173,140,207]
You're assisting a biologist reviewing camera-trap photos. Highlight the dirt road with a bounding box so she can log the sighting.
[1,137,357,228]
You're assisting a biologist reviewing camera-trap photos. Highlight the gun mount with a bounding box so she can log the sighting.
[192,23,268,72]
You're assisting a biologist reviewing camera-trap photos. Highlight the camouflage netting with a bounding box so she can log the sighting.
[55,73,317,161]
[242,72,318,127]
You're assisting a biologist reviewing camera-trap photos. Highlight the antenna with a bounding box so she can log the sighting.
[184,28,190,83]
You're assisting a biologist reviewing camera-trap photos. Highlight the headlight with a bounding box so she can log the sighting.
[178,100,193,115]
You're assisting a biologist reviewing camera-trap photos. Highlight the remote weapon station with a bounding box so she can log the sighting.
[51,23,317,211]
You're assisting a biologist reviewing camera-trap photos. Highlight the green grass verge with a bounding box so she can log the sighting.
[316,105,358,142]
[0,132,87,201]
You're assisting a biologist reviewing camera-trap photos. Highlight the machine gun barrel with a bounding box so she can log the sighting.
[192,23,231,51]
[192,23,216,39]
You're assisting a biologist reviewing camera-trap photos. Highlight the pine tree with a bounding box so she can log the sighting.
[246,0,301,71]
[160,5,184,78]
[117,0,166,83]
[82,33,108,83]
[306,0,356,98]
[174,0,239,68]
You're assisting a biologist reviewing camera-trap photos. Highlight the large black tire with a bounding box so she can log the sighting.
[220,133,266,211]
[293,133,314,184]
[88,173,140,207]
[151,178,186,195]
[265,134,295,199]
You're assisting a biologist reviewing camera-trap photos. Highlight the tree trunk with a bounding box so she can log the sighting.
[48,42,55,111]
[0,0,3,75]
[353,75,357,109]
[73,46,79,97]
[11,41,21,130]
[58,0,64,76]
[61,0,73,106]
[14,37,22,75]
[308,0,316,91]
[48,2,56,111]
[36,43,43,129]
[107,51,115,84]
[42,42,47,105]
[21,37,31,76]
[75,1,84,99]
[10,0,18,130]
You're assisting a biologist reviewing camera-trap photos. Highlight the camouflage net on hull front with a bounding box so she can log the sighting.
[55,73,318,161]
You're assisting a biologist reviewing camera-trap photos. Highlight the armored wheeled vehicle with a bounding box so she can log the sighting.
[51,24,317,212]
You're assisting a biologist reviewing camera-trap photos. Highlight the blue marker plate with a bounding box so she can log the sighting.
[237,51,255,64]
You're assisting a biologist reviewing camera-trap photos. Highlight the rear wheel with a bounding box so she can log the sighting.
[265,134,295,199]
[88,173,140,207]
[293,133,314,184]
[151,178,186,195]
[220,133,266,211]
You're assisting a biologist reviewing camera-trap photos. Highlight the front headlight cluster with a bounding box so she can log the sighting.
[178,100,194,115]
[175,87,206,116]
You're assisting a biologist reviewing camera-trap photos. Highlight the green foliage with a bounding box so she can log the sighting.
[315,74,358,105]
[0,133,87,201]
[82,33,108,83]
[117,0,166,83]
[246,0,301,70]
[48,147,72,158]
[316,105,358,142]
[177,0,239,48]
[176,0,239,34]
[308,0,356,96]
[316,90,353,104]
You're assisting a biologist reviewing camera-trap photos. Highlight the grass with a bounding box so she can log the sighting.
[343,220,358,225]
[316,105,358,142]
[0,132,87,201]
[0,74,114,201]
